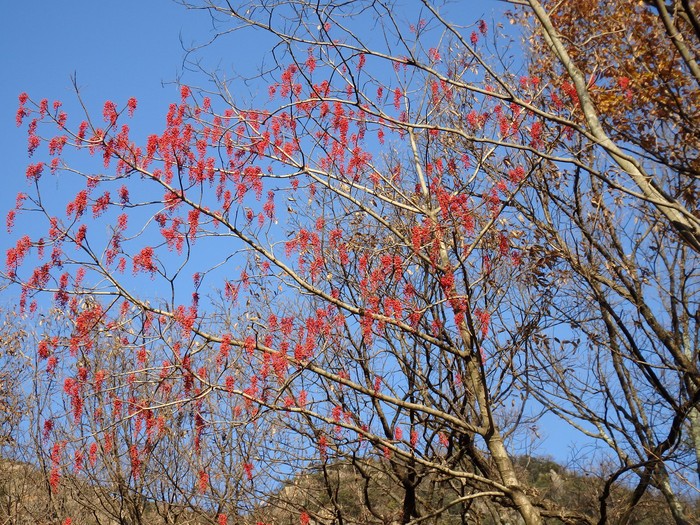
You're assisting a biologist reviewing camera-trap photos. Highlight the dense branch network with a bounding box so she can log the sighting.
[3,1,699,524]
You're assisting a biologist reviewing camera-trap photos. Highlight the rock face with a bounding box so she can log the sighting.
[251,460,527,525]
[252,457,698,525]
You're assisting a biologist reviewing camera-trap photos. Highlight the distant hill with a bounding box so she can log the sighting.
[0,457,211,525]
[252,456,700,525]
[1,455,698,524]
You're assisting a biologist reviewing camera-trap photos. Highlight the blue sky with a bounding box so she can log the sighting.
[0,1,212,261]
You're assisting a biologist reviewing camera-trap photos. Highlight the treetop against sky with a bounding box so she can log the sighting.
[1,1,698,524]
[1,1,199,256]
[0,0,504,282]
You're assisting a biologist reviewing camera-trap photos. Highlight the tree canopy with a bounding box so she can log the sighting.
[4,1,699,524]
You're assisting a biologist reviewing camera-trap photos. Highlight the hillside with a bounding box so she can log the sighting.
[4,455,696,524]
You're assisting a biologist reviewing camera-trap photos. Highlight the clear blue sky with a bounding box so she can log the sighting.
[0,1,212,258]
